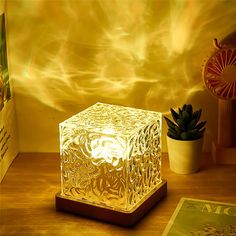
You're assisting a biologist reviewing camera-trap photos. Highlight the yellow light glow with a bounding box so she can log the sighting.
[7,0,236,113]
[5,0,236,152]
[60,103,162,212]
[91,136,125,162]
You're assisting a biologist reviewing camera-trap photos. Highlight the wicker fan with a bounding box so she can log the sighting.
[202,38,236,163]
[203,38,236,100]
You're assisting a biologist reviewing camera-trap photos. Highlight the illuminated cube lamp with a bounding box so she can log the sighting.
[55,103,167,226]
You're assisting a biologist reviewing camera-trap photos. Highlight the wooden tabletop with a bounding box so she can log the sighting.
[0,153,236,235]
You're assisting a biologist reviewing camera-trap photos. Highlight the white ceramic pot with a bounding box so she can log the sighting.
[166,136,203,174]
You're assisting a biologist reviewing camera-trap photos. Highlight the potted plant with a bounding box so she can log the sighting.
[164,104,206,174]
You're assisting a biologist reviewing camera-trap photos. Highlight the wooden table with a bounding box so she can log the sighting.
[1,153,236,235]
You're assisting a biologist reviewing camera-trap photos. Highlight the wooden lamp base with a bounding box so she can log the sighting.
[55,180,167,227]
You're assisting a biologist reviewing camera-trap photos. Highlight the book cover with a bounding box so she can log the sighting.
[162,198,236,236]
[0,1,18,182]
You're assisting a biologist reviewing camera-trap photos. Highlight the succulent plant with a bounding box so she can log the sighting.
[164,104,206,140]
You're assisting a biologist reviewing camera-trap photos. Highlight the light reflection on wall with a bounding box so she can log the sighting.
[5,0,236,152]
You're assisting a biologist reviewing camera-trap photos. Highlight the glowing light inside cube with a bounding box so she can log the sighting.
[59,103,162,212]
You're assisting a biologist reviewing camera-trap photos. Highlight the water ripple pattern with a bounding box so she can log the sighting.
[59,103,162,212]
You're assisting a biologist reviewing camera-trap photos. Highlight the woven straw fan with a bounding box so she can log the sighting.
[202,38,236,147]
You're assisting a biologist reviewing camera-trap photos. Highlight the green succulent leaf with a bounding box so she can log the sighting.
[167,129,180,139]
[188,129,203,140]
[164,116,177,130]
[177,118,186,129]
[170,108,179,123]
[174,125,182,134]
[195,121,207,130]
[198,128,206,137]
[185,104,193,116]
[178,108,182,116]
[166,105,206,141]
[192,109,202,120]
[188,118,199,130]
[189,129,199,136]
[180,132,189,140]
[168,126,177,133]
[182,110,191,123]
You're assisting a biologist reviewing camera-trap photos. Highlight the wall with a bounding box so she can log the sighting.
[5,0,236,152]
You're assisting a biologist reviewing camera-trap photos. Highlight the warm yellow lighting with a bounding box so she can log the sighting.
[59,103,162,212]
[5,0,236,153]
[8,0,236,114]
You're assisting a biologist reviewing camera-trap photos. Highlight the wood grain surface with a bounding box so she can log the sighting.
[0,153,236,235]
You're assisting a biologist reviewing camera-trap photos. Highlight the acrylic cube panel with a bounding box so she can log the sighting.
[59,103,162,212]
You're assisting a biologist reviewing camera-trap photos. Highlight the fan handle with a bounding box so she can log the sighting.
[218,99,235,147]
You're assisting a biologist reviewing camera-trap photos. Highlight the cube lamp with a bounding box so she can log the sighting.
[55,103,167,226]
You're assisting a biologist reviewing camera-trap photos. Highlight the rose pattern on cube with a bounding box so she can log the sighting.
[60,103,162,212]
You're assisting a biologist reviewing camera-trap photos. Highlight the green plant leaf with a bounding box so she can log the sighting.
[188,118,199,130]
[192,109,202,120]
[199,128,206,137]
[164,116,177,130]
[178,108,182,116]
[167,129,180,139]
[174,125,182,134]
[182,104,187,111]
[170,108,179,123]
[185,104,193,116]
[189,129,199,136]
[167,105,205,140]
[168,124,176,131]
[177,118,186,129]
[180,132,188,140]
[195,121,206,130]
[182,110,190,123]
[181,129,201,140]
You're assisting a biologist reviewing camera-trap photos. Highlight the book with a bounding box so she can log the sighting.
[162,198,236,236]
[0,4,18,182]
